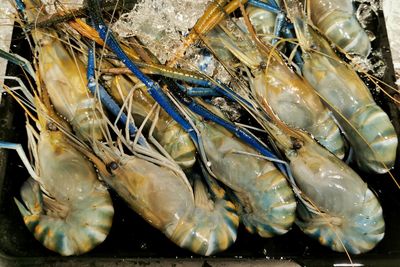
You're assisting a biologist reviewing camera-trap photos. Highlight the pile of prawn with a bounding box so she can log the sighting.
[0,0,399,261]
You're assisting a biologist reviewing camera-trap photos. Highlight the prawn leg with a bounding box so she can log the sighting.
[0,141,39,181]
[0,48,35,78]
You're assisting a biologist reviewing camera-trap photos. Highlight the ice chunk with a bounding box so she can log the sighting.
[112,0,212,63]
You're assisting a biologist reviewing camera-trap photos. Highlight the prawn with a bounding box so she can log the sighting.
[21,0,106,141]
[74,118,239,256]
[284,0,398,173]
[185,101,297,238]
[267,122,385,254]
[202,16,346,159]
[1,89,114,256]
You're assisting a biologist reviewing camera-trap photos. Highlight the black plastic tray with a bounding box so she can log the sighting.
[0,8,399,267]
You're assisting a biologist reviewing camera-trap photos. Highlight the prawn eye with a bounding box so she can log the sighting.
[292,140,303,150]
[107,162,119,172]
[47,122,57,131]
[259,61,267,70]
[310,43,318,50]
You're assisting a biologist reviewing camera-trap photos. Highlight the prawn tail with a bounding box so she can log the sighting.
[15,178,114,256]
[15,178,42,231]
[296,188,385,254]
[168,178,239,256]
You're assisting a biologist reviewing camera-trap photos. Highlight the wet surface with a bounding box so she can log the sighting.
[0,6,399,267]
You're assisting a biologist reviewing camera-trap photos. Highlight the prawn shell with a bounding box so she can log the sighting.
[343,104,398,173]
[158,122,197,169]
[15,131,114,256]
[302,41,398,173]
[310,0,371,56]
[296,189,384,254]
[36,31,105,140]
[197,120,297,237]
[254,62,346,159]
[17,179,114,256]
[289,138,385,254]
[98,152,238,256]
[170,199,239,256]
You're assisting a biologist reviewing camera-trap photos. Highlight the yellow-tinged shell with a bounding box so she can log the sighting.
[34,30,105,141]
[15,131,114,256]
[110,75,196,168]
[94,144,238,256]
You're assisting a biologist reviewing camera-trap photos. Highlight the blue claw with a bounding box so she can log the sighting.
[247,0,303,66]
[176,82,221,97]
[87,0,199,145]
[248,0,281,14]
[86,45,149,146]
[87,0,293,179]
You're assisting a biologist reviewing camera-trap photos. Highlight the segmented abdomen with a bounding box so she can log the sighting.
[343,104,398,173]
[198,121,296,238]
[303,54,398,173]
[170,199,239,256]
[158,122,197,169]
[16,178,114,256]
[311,1,371,56]
[297,188,384,254]
[310,110,346,159]
[239,164,297,237]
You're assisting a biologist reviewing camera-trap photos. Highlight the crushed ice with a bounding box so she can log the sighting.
[112,0,212,64]
[211,97,242,122]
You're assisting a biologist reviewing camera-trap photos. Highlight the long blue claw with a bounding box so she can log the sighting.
[87,0,293,179]
[87,45,149,146]
[87,0,199,144]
